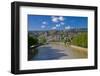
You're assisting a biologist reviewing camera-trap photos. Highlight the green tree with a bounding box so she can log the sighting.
[28,36,38,48]
[38,35,47,44]
[63,36,72,46]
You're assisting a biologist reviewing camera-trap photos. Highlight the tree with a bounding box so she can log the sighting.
[28,36,38,48]
[63,36,72,46]
[38,35,47,44]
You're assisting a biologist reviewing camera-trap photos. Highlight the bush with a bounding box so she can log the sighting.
[38,35,47,44]
[28,36,38,47]
[72,32,88,48]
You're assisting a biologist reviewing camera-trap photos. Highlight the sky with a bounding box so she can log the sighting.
[28,15,88,31]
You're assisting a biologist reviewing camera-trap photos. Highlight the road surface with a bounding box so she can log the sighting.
[32,43,87,60]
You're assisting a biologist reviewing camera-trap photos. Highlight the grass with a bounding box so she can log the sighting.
[72,32,88,48]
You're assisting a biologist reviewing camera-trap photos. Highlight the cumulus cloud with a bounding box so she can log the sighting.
[51,16,59,23]
[56,24,60,27]
[65,26,71,30]
[42,21,47,24]
[51,16,64,23]
[59,16,64,21]
[52,27,56,30]
[41,25,45,28]
[60,22,64,25]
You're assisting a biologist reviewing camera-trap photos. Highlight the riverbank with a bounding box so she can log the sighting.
[50,42,87,51]
[49,42,88,58]
[70,45,88,58]
[70,45,87,52]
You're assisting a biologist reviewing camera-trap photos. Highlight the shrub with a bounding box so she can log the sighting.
[28,36,38,47]
[38,35,47,44]
[72,32,88,48]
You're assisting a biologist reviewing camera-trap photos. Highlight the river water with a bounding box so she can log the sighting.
[32,44,87,60]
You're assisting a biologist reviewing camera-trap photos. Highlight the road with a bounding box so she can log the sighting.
[32,43,87,60]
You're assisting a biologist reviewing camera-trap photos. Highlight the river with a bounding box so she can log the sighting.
[32,43,87,60]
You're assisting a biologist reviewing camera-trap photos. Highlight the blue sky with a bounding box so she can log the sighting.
[28,15,88,31]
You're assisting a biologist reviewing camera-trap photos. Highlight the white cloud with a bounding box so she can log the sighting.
[56,24,60,27]
[60,22,64,25]
[65,26,71,30]
[41,25,45,28]
[51,16,64,23]
[51,16,59,23]
[59,16,64,21]
[52,27,56,30]
[42,21,47,24]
